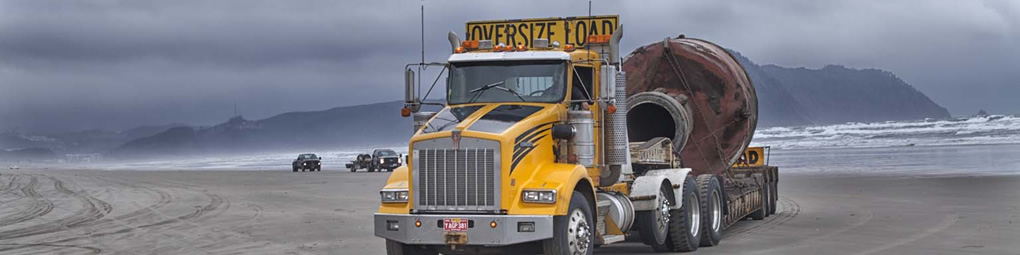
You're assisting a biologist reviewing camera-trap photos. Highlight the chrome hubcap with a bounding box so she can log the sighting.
[711,190,722,232]
[567,209,591,255]
[689,192,700,236]
[657,191,670,233]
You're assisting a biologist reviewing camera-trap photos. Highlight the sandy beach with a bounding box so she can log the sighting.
[0,165,1017,254]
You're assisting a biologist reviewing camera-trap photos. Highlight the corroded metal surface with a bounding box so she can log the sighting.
[622,36,757,176]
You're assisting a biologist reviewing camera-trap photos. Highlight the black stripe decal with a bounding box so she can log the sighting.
[513,131,549,162]
[510,134,548,173]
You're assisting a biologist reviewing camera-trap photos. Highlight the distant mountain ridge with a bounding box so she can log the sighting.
[114,101,413,157]
[5,52,952,158]
[731,51,951,127]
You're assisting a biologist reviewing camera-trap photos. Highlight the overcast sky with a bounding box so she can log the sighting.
[1,0,1017,134]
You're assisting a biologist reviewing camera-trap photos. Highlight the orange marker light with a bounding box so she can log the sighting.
[494,44,505,52]
[516,45,526,51]
[490,221,498,228]
[564,44,575,52]
[454,47,466,53]
[415,220,422,227]
[400,107,411,117]
[461,40,479,49]
[608,104,617,114]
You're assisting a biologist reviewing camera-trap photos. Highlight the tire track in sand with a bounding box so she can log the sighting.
[0,176,54,232]
[0,176,111,240]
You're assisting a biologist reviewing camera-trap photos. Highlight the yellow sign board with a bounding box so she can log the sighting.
[465,15,619,48]
[733,147,766,167]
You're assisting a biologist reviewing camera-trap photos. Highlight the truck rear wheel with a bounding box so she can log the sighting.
[292,167,297,172]
[637,184,672,248]
[385,240,437,255]
[543,191,594,255]
[697,174,723,247]
[662,176,701,252]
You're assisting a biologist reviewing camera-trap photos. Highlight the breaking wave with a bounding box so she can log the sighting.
[752,115,1020,149]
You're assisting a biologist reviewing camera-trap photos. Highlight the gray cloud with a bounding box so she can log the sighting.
[1,0,1017,133]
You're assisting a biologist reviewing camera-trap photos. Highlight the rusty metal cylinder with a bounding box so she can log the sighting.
[622,36,758,176]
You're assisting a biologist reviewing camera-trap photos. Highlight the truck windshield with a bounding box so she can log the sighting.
[376,150,396,156]
[447,61,567,105]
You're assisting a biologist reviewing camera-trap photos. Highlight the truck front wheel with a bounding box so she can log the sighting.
[543,191,594,255]
[385,240,436,255]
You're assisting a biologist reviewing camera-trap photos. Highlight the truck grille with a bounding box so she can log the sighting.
[413,138,501,213]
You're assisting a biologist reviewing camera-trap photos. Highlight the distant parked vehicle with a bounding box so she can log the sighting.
[292,154,321,172]
[370,149,402,172]
[346,154,374,172]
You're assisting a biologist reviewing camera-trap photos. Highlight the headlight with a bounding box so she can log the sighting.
[380,189,409,203]
[522,190,556,204]
[398,157,403,164]
[379,158,384,164]
[317,162,321,165]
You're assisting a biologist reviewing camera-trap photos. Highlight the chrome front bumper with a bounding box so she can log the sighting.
[374,213,553,245]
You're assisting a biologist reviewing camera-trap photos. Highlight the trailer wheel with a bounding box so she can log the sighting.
[661,176,701,252]
[350,167,356,173]
[543,191,594,255]
[292,166,297,172]
[750,186,767,220]
[769,181,778,215]
[697,174,724,247]
[385,240,437,255]
[637,183,672,248]
[762,181,772,216]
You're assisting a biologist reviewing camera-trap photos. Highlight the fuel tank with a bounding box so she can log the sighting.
[622,36,757,176]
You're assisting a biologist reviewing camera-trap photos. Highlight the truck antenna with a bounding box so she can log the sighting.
[419,2,425,98]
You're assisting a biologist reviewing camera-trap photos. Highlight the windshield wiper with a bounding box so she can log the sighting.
[468,81,503,104]
[467,81,527,103]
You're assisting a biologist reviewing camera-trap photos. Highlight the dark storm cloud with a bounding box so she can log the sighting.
[0,0,1017,134]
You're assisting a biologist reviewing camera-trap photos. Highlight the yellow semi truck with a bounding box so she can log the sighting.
[376,15,779,254]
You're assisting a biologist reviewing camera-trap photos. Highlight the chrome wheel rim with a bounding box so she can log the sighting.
[567,208,591,255]
[711,190,722,232]
[688,192,700,236]
[656,190,671,235]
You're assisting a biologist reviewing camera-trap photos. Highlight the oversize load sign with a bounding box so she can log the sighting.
[733,147,766,167]
[465,15,618,48]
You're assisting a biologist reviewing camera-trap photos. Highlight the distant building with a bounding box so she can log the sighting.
[66,153,104,163]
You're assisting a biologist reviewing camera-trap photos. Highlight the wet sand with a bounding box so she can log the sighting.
[0,169,1016,254]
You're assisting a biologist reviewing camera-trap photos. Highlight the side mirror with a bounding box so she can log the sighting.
[404,69,420,114]
[319,157,322,160]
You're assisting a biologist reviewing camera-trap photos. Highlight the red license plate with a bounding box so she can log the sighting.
[443,218,468,232]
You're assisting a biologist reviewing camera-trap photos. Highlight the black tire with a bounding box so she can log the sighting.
[769,181,778,215]
[292,166,298,172]
[697,174,724,247]
[749,185,767,220]
[316,167,321,172]
[368,166,376,172]
[543,191,594,255]
[385,240,437,255]
[663,176,702,252]
[387,168,394,172]
[637,183,672,249]
[350,167,356,173]
[762,181,772,216]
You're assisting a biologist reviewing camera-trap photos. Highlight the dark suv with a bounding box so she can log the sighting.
[370,149,402,172]
[292,153,321,172]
